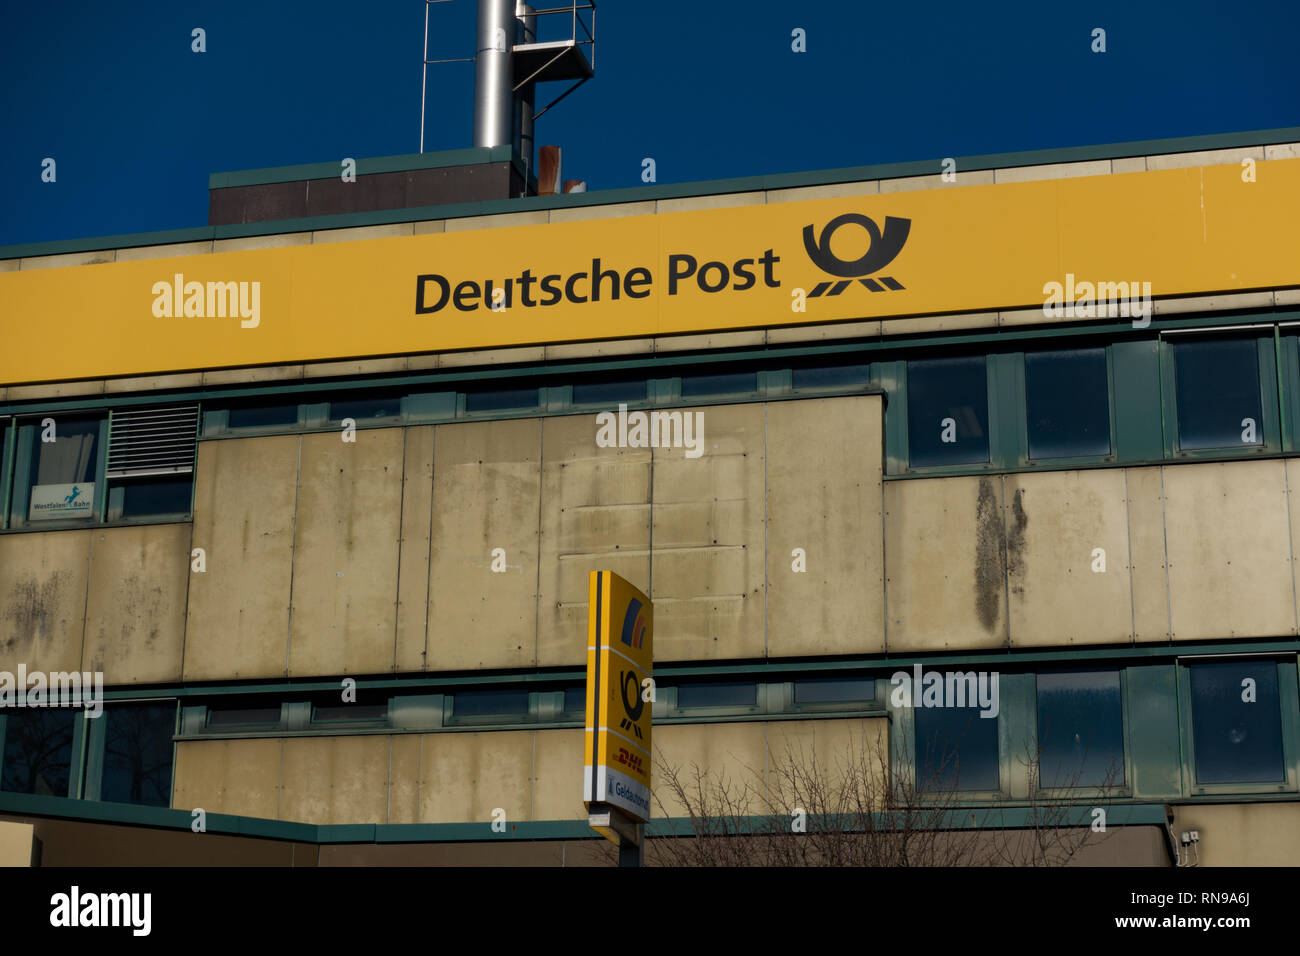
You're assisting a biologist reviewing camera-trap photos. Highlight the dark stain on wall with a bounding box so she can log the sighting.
[1006,487,1029,599]
[974,477,1006,633]
[5,574,66,656]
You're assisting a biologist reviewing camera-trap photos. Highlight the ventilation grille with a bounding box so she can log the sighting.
[106,405,199,478]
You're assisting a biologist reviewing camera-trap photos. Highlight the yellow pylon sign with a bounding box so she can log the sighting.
[583,570,653,824]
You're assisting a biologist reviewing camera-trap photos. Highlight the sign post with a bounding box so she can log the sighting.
[583,570,653,867]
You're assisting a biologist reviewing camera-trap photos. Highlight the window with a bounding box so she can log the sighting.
[100,702,175,807]
[793,677,874,704]
[206,705,282,728]
[915,696,999,792]
[792,364,871,391]
[226,403,299,429]
[450,689,530,720]
[312,703,388,723]
[9,415,103,528]
[107,476,193,520]
[1188,659,1284,785]
[563,687,587,717]
[329,395,403,422]
[1173,337,1263,450]
[1,708,77,797]
[676,682,757,709]
[680,372,757,398]
[1036,670,1124,787]
[906,356,989,467]
[465,388,539,413]
[1025,348,1111,459]
[573,380,647,406]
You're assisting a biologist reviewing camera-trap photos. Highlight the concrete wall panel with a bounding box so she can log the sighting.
[184,436,298,680]
[538,414,651,667]
[427,420,541,670]
[884,476,1007,651]
[766,396,885,657]
[82,524,190,684]
[1005,470,1133,646]
[1126,467,1171,641]
[388,734,423,824]
[395,426,436,672]
[652,721,767,817]
[651,404,765,661]
[279,735,389,825]
[0,530,89,675]
[532,728,586,821]
[1171,802,1300,866]
[765,717,889,796]
[1164,460,1294,640]
[172,738,281,820]
[288,429,404,676]
[418,730,533,824]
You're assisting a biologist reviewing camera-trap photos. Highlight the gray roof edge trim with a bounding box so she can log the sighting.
[5,125,1297,261]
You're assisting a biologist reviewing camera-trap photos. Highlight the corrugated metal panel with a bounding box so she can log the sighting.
[106,404,199,477]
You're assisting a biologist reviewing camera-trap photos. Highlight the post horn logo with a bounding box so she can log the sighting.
[801,213,911,297]
[619,670,645,738]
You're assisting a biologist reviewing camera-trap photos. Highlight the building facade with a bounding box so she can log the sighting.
[1,128,1299,865]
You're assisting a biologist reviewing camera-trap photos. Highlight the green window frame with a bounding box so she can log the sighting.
[6,413,109,530]
[1029,668,1133,798]
[1013,345,1118,468]
[1176,655,1300,797]
[1159,329,1280,459]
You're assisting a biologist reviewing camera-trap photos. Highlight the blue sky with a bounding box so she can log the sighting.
[1,0,1297,246]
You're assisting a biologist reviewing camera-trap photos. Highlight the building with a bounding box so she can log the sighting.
[0,122,1298,866]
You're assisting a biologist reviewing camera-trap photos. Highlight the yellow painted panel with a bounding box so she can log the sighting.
[184,435,298,681]
[395,426,436,673]
[172,738,281,819]
[884,475,1007,651]
[766,396,885,656]
[388,734,423,824]
[0,822,35,867]
[1163,460,1295,640]
[537,414,651,667]
[8,159,1300,384]
[418,730,533,825]
[427,419,541,670]
[82,524,190,683]
[651,403,765,661]
[533,728,586,821]
[765,718,890,798]
[0,530,90,674]
[289,429,404,677]
[1004,470,1133,646]
[1126,466,1170,641]
[279,735,389,825]
[1171,802,1300,866]
[652,722,767,817]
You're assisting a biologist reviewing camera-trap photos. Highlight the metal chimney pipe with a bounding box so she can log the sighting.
[473,0,515,148]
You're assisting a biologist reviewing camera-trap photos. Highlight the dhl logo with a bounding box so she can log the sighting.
[615,747,644,775]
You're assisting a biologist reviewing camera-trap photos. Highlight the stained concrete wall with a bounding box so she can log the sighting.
[172,717,888,826]
[0,524,190,684]
[885,460,1300,649]
[12,402,1300,686]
